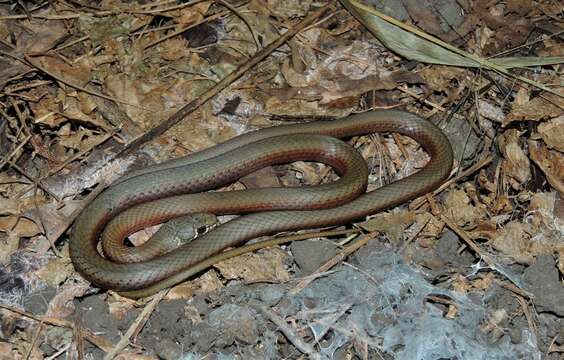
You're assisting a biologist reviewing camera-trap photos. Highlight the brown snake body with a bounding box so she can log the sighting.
[69,110,453,298]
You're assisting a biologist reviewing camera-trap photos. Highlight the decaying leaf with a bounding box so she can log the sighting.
[505,94,564,126]
[107,293,137,321]
[359,209,416,245]
[45,278,91,318]
[528,140,564,195]
[214,247,290,282]
[0,216,41,238]
[166,270,224,300]
[537,114,564,152]
[35,257,74,287]
[498,129,531,190]
[444,188,487,228]
[491,221,533,264]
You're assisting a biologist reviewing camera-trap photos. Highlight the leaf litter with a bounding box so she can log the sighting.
[0,0,562,359]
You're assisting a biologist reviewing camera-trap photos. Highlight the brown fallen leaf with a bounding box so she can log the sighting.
[419,66,468,101]
[359,209,416,245]
[498,129,531,190]
[528,140,564,195]
[0,342,18,360]
[108,293,137,321]
[239,166,281,189]
[505,94,563,126]
[537,114,564,152]
[46,278,91,319]
[214,247,290,282]
[291,161,325,185]
[507,0,534,15]
[443,188,487,228]
[491,221,533,264]
[470,221,498,242]
[477,99,505,124]
[33,56,92,87]
[528,192,558,229]
[0,216,41,238]
[166,270,224,300]
[0,233,19,265]
[113,352,155,360]
[35,257,74,288]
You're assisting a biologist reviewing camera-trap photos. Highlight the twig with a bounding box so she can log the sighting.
[15,130,116,200]
[24,320,43,360]
[117,4,333,158]
[514,294,538,341]
[289,232,379,295]
[410,155,493,210]
[136,0,207,14]
[143,11,228,49]
[0,0,207,19]
[103,290,168,360]
[45,344,71,360]
[33,185,61,257]
[252,301,322,358]
[0,134,31,170]
[0,304,113,352]
[2,152,60,200]
[0,51,152,110]
[217,0,260,51]
[46,182,106,243]
[72,313,85,360]
[439,213,534,298]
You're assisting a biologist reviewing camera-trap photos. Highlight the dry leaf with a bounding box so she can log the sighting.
[33,56,92,87]
[166,270,223,300]
[537,114,564,152]
[113,352,155,360]
[105,74,166,130]
[527,192,557,229]
[470,221,498,241]
[0,342,18,360]
[31,96,64,128]
[420,213,445,239]
[477,100,505,124]
[108,293,137,321]
[268,0,312,17]
[359,210,416,245]
[443,188,487,228]
[492,221,533,264]
[505,95,563,125]
[0,216,41,238]
[0,197,19,216]
[46,279,91,318]
[471,272,496,292]
[0,233,20,265]
[239,167,280,189]
[35,257,74,287]
[292,161,324,185]
[176,1,210,26]
[214,247,290,282]
[498,129,531,190]
[528,140,564,195]
[159,38,190,61]
[507,0,533,15]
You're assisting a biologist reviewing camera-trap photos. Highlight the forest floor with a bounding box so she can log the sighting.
[0,0,562,359]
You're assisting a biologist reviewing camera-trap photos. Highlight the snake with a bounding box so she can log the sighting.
[69,110,454,298]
